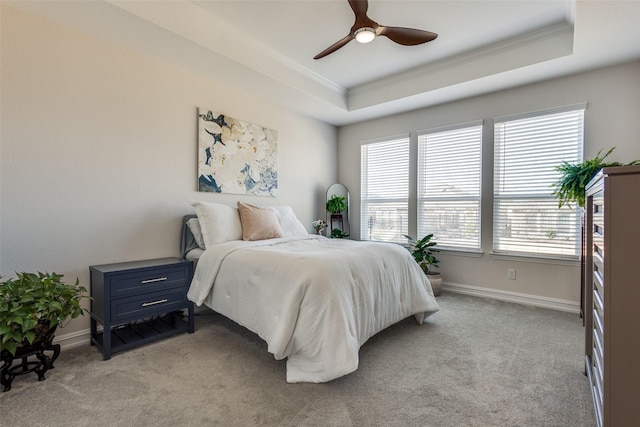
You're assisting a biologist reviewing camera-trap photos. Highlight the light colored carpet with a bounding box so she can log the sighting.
[0,293,595,427]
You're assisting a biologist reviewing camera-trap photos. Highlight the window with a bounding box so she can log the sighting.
[417,123,482,250]
[493,106,585,258]
[361,135,409,243]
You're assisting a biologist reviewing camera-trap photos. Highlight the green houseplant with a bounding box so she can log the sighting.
[404,234,442,296]
[552,147,639,208]
[326,195,346,214]
[330,229,350,239]
[0,272,90,356]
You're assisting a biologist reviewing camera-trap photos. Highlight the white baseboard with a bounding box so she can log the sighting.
[53,328,92,351]
[53,285,579,349]
[443,282,580,314]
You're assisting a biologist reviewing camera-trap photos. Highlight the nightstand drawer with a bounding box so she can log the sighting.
[111,287,189,322]
[111,265,192,298]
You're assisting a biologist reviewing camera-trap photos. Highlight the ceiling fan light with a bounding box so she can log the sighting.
[355,27,376,44]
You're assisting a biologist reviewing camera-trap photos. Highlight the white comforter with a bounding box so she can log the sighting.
[187,235,440,383]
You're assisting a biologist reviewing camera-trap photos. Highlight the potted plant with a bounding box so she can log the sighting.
[404,234,442,296]
[0,272,90,357]
[552,147,639,208]
[330,229,350,239]
[326,194,347,234]
[326,195,346,214]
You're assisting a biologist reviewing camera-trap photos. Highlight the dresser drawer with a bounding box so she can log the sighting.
[110,264,192,298]
[593,281,604,314]
[111,287,189,322]
[593,328,604,365]
[593,264,604,296]
[593,347,604,400]
[591,189,604,207]
[593,306,604,340]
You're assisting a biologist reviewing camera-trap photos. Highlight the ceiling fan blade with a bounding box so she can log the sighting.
[348,0,369,20]
[379,26,438,46]
[314,34,354,60]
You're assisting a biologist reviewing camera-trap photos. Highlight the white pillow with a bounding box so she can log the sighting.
[190,200,242,246]
[269,206,309,237]
[237,202,284,241]
[186,218,206,249]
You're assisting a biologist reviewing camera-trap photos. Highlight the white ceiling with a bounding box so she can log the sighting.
[10,0,640,126]
[198,0,571,88]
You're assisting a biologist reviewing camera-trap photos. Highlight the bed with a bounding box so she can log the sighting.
[182,200,440,383]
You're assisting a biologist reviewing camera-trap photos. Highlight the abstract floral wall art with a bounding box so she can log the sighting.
[197,108,278,197]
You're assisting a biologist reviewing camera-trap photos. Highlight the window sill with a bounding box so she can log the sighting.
[398,243,484,258]
[490,252,580,266]
[437,248,484,258]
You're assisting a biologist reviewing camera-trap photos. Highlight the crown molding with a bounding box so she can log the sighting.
[348,21,574,111]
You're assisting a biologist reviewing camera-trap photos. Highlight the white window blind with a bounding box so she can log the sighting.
[417,124,482,250]
[493,106,584,258]
[361,136,409,243]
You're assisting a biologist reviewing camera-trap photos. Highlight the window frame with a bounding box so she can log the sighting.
[360,134,411,243]
[356,104,586,265]
[492,104,586,260]
[416,121,483,251]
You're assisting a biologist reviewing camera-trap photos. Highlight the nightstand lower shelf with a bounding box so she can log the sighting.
[91,312,192,357]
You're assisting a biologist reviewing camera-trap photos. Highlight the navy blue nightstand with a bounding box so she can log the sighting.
[89,257,194,360]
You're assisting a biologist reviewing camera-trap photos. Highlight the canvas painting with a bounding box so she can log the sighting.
[197,108,278,197]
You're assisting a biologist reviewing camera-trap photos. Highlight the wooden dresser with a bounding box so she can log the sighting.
[584,165,640,427]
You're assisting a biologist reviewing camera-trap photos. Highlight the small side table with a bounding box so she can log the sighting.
[89,257,194,360]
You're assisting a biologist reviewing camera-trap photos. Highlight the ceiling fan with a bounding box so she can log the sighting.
[314,0,438,60]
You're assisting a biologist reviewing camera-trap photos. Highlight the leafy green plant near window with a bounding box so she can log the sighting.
[552,147,640,208]
[403,234,440,274]
[0,272,91,356]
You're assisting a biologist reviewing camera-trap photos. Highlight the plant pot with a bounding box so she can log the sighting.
[19,321,57,354]
[426,273,443,297]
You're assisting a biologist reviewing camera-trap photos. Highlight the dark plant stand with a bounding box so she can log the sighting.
[0,335,60,392]
[330,213,344,233]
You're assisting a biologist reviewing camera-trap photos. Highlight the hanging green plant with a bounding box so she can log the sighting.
[552,147,639,208]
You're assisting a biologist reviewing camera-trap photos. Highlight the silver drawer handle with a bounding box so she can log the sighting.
[140,277,168,284]
[141,299,168,307]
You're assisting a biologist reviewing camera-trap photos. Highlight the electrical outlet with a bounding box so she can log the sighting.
[507,268,516,280]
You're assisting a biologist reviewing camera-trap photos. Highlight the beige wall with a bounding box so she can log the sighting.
[337,60,640,307]
[0,6,337,337]
[3,3,639,344]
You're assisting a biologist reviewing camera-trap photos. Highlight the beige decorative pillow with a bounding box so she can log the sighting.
[237,202,284,241]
